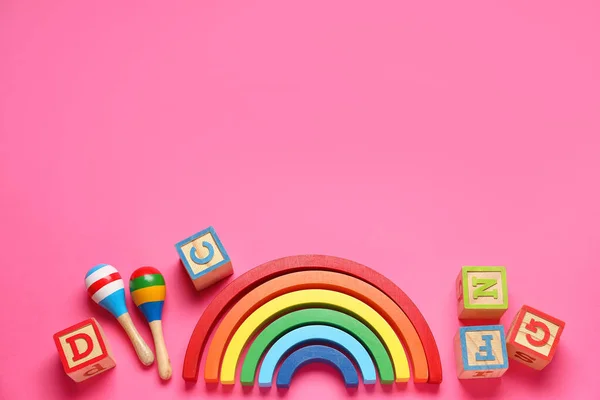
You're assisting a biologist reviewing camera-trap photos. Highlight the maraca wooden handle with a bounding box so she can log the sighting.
[150,320,172,380]
[117,313,155,366]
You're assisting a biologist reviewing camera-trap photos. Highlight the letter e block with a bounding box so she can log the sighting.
[175,226,233,291]
[53,318,115,382]
[457,266,508,319]
[454,325,508,379]
[506,305,565,370]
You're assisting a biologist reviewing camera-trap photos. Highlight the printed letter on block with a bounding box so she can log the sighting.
[454,325,508,379]
[506,305,565,370]
[457,266,508,319]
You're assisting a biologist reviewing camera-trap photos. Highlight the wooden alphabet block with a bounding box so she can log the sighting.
[175,226,233,291]
[454,325,508,379]
[456,266,508,319]
[53,318,116,382]
[506,305,565,370]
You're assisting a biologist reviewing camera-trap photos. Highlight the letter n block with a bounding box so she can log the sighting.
[175,226,233,290]
[53,318,115,382]
[454,325,508,379]
[506,305,565,370]
[457,266,508,319]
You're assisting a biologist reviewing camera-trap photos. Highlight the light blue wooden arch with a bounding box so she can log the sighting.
[258,325,376,387]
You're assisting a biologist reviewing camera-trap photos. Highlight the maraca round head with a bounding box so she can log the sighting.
[129,267,166,322]
[85,264,128,318]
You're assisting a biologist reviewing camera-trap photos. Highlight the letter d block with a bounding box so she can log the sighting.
[53,318,115,382]
[457,266,508,319]
[454,325,508,379]
[175,226,233,291]
[506,305,565,370]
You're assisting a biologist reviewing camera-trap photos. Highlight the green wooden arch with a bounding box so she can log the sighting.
[240,308,395,385]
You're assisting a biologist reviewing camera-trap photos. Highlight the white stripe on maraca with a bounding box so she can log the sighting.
[85,264,119,288]
[91,279,124,303]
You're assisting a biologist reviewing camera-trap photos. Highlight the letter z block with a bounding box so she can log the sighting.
[506,305,565,370]
[454,325,508,379]
[457,266,508,319]
[175,226,233,291]
[53,318,115,382]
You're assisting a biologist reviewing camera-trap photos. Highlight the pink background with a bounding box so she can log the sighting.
[1,1,599,399]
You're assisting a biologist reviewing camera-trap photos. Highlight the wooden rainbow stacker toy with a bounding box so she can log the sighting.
[182,255,442,388]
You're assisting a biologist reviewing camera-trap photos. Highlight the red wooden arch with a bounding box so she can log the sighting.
[182,255,442,383]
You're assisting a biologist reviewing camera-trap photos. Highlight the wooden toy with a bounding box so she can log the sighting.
[183,255,442,384]
[204,270,423,383]
[175,226,233,291]
[257,325,377,387]
[276,345,359,389]
[456,266,508,319]
[129,267,172,380]
[53,318,116,382]
[506,305,565,370]
[85,264,154,366]
[241,308,394,385]
[454,325,508,379]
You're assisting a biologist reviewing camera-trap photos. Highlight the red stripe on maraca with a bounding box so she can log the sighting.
[87,272,122,297]
[131,266,161,279]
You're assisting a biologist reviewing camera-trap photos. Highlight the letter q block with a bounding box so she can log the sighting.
[506,305,565,370]
[454,325,508,379]
[456,266,508,319]
[175,226,233,291]
[53,318,116,382]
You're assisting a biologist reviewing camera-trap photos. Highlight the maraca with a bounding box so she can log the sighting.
[129,267,172,380]
[85,264,155,366]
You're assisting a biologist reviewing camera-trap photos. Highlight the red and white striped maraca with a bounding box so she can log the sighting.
[85,263,154,366]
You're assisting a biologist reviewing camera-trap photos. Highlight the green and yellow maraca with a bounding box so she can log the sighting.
[129,267,172,380]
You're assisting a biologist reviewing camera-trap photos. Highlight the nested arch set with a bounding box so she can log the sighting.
[183,255,442,387]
